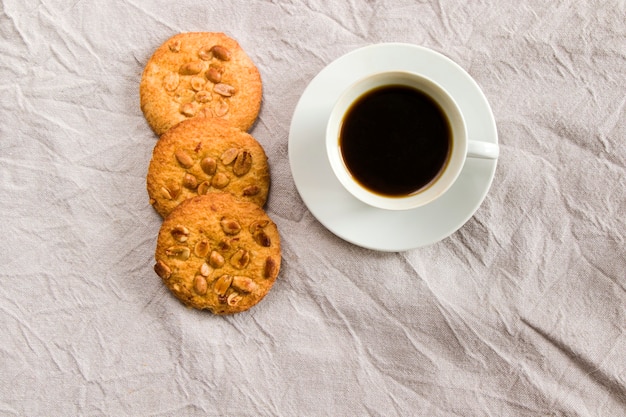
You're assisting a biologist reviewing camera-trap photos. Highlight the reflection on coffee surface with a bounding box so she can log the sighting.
[339,85,451,197]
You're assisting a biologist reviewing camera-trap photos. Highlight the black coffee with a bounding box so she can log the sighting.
[339,85,451,197]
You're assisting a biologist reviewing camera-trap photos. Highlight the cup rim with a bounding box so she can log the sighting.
[326,70,468,211]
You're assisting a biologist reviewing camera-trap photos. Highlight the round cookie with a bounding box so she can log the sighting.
[147,117,270,217]
[140,32,262,135]
[153,193,281,314]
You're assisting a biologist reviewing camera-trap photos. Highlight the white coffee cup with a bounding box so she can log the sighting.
[326,71,499,210]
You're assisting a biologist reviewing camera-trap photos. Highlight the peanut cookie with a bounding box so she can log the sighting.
[147,117,270,217]
[140,32,262,135]
[154,193,281,314]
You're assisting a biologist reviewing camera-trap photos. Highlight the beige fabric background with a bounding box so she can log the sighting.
[1,1,624,416]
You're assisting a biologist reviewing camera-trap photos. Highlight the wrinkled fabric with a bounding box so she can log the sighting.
[0,1,624,416]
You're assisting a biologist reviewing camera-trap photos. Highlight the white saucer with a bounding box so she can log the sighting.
[288,43,498,252]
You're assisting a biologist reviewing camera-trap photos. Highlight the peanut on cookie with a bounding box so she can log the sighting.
[147,117,270,217]
[140,32,262,135]
[154,193,281,314]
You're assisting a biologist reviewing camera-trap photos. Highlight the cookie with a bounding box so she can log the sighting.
[147,117,270,217]
[140,32,262,135]
[153,193,281,314]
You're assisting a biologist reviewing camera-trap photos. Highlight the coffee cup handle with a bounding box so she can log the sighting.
[467,141,499,159]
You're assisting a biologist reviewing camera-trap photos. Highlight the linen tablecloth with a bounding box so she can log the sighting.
[1,1,624,415]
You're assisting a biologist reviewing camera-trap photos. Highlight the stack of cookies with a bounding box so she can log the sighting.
[140,32,281,315]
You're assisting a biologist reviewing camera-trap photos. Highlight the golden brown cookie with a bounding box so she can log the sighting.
[153,193,281,314]
[147,117,270,217]
[140,32,262,135]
